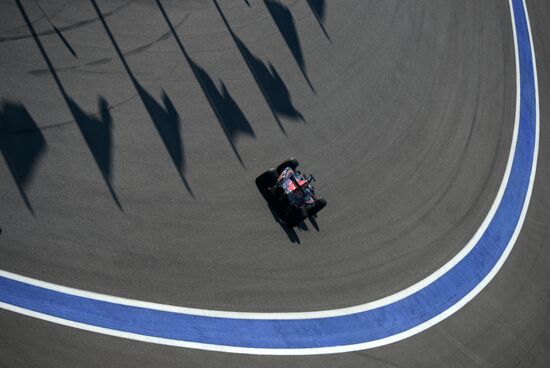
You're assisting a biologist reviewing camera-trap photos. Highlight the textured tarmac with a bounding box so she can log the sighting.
[0,0,549,366]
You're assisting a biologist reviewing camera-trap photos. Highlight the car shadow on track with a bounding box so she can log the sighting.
[266,202,301,243]
[270,205,320,244]
[257,183,319,244]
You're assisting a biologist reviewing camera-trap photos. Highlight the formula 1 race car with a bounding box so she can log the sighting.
[255,158,327,227]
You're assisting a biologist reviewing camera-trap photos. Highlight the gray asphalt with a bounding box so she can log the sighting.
[0,0,549,366]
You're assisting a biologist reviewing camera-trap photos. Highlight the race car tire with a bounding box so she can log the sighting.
[255,168,278,191]
[307,198,327,216]
[276,158,299,174]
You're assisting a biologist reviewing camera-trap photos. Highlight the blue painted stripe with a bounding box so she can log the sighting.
[0,0,537,351]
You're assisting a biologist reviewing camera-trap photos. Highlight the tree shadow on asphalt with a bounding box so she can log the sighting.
[188,59,255,165]
[234,36,305,121]
[0,100,47,214]
[212,0,305,135]
[307,0,330,41]
[90,0,194,195]
[264,0,315,92]
[155,0,254,167]
[15,0,122,209]
[1,2,130,43]
[66,96,121,207]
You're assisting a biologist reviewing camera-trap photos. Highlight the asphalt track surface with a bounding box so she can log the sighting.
[0,0,549,366]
